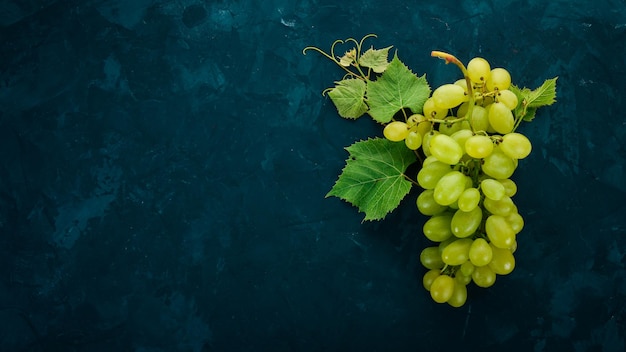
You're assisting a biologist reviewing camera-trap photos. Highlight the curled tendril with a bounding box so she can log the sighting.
[303,34,379,80]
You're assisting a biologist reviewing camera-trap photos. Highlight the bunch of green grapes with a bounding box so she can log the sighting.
[383,57,531,307]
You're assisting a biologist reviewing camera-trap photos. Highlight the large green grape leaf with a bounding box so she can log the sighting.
[327,78,368,119]
[326,138,416,221]
[366,53,431,124]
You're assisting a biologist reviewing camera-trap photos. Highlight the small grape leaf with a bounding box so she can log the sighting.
[327,78,369,119]
[511,77,558,122]
[520,106,538,122]
[358,46,392,73]
[339,48,357,67]
[366,52,431,124]
[526,77,558,107]
[326,137,416,221]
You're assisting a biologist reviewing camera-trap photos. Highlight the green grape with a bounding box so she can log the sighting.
[438,236,456,253]
[451,207,482,238]
[429,134,463,165]
[430,274,456,303]
[455,272,472,286]
[383,121,409,141]
[486,215,516,249]
[439,116,466,136]
[417,161,452,189]
[489,244,515,275]
[510,239,518,253]
[483,196,516,216]
[405,131,422,150]
[498,178,517,197]
[460,261,475,276]
[480,178,506,200]
[433,171,467,206]
[456,102,469,118]
[457,187,480,212]
[469,238,493,267]
[423,97,448,119]
[423,269,441,291]
[423,214,454,242]
[441,238,473,265]
[485,108,498,133]
[454,78,469,93]
[486,67,512,91]
[422,131,439,156]
[500,132,532,159]
[467,57,491,84]
[450,129,473,154]
[420,246,445,269]
[465,134,494,159]
[416,121,433,137]
[407,113,426,127]
[482,147,516,179]
[447,280,468,307]
[464,175,474,189]
[481,95,495,107]
[472,265,496,288]
[432,84,468,109]
[467,105,490,132]
[422,155,439,167]
[496,89,519,110]
[488,102,514,134]
[416,189,448,216]
[506,212,524,234]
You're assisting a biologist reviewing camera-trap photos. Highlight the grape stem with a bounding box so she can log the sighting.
[512,99,529,132]
[403,174,420,187]
[428,116,466,125]
[431,51,477,132]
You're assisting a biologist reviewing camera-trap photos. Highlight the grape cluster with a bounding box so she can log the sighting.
[384,57,531,307]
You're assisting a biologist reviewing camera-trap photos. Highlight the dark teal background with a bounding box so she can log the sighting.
[1,0,625,351]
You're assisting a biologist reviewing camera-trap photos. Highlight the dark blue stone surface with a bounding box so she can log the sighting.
[0,0,625,351]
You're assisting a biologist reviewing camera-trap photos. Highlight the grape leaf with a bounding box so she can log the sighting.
[520,107,538,122]
[510,77,558,122]
[327,78,369,119]
[358,46,392,73]
[366,53,431,124]
[339,48,357,67]
[526,77,558,107]
[326,138,416,221]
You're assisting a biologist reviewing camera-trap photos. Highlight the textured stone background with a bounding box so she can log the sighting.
[0,0,625,351]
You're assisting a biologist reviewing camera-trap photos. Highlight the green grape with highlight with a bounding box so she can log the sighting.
[441,238,473,265]
[423,214,454,242]
[488,102,515,134]
[472,265,496,288]
[486,67,512,91]
[429,134,463,165]
[430,274,456,303]
[469,238,493,267]
[432,84,468,109]
[433,171,467,206]
[457,187,480,212]
[451,207,482,238]
[500,132,532,159]
[383,121,409,141]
